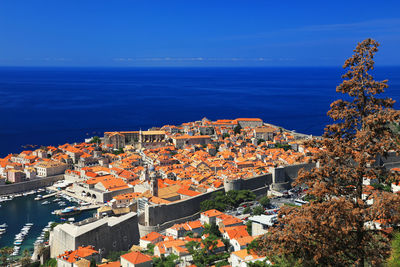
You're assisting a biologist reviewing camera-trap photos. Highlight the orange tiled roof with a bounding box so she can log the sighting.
[141,231,163,242]
[98,261,121,267]
[57,246,98,263]
[121,251,152,265]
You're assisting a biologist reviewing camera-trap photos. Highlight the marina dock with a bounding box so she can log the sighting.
[54,204,100,216]
[41,192,59,199]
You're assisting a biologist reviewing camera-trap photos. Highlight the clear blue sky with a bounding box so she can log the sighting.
[0,0,399,67]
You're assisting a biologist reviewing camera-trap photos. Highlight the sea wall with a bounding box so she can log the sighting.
[0,174,64,196]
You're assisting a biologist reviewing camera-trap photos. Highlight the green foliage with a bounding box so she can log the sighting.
[266,255,303,267]
[185,234,229,267]
[203,223,221,237]
[248,257,302,267]
[50,222,63,230]
[247,238,260,254]
[214,143,220,151]
[184,231,194,238]
[106,251,129,262]
[153,254,179,267]
[43,258,57,267]
[234,125,242,135]
[20,249,31,267]
[248,260,270,267]
[387,232,400,266]
[372,183,392,192]
[89,136,100,144]
[275,143,291,151]
[243,207,252,214]
[257,139,265,145]
[112,148,124,155]
[200,199,227,212]
[303,194,316,202]
[30,261,40,267]
[246,220,252,236]
[200,190,256,212]
[284,203,299,207]
[145,243,155,255]
[44,231,50,240]
[215,260,230,267]
[89,258,97,267]
[222,133,230,139]
[252,205,265,216]
[5,180,12,184]
[0,246,14,266]
[259,196,270,207]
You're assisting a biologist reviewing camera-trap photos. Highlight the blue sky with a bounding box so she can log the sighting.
[0,0,399,67]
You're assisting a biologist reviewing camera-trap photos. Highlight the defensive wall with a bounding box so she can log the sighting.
[138,163,315,236]
[50,212,139,258]
[378,152,400,169]
[0,174,64,196]
[141,188,224,227]
[271,163,316,191]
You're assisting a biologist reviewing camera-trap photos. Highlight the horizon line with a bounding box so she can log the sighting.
[0,64,400,69]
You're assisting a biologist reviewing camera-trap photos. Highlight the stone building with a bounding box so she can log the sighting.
[172,135,211,149]
[235,118,263,128]
[104,131,167,150]
[7,169,26,183]
[73,176,134,203]
[120,251,153,267]
[57,245,100,267]
[50,213,140,258]
[35,161,68,177]
[253,127,275,141]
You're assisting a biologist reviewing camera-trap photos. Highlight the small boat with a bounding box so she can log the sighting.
[0,223,8,228]
[58,206,80,216]
[42,201,50,205]
[14,241,22,245]
[25,223,34,226]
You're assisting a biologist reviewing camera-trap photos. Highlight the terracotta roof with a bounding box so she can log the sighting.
[201,209,224,217]
[235,118,262,122]
[141,231,163,242]
[121,251,152,265]
[98,261,121,267]
[57,246,98,263]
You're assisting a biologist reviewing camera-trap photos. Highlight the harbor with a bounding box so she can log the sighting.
[0,189,96,257]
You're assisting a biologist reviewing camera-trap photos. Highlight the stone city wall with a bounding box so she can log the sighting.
[0,174,64,196]
[271,163,315,190]
[143,188,224,227]
[138,163,314,235]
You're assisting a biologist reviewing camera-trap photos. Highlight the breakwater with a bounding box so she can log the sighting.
[0,175,64,196]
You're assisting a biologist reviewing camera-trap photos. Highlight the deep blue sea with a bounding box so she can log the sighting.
[0,66,399,157]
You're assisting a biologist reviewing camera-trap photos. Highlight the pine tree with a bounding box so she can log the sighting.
[257,39,400,266]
